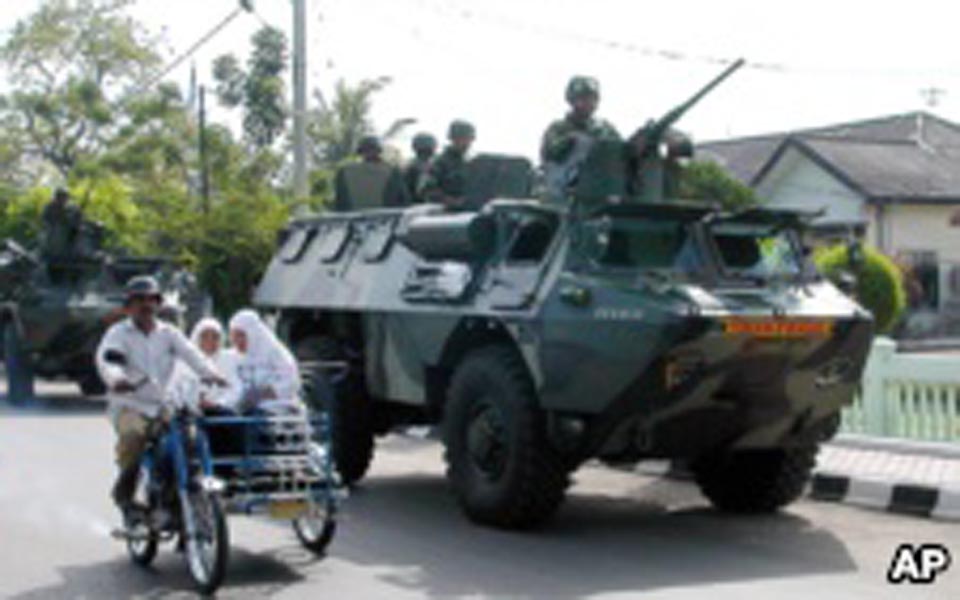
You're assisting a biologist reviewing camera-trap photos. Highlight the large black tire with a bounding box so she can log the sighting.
[692,445,819,513]
[302,337,375,486]
[444,346,570,529]
[183,492,229,595]
[2,321,34,405]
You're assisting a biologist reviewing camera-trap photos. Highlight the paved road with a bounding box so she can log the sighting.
[1,381,957,599]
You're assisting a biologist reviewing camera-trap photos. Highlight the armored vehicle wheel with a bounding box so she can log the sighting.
[444,346,570,529]
[692,445,819,513]
[2,322,35,405]
[303,337,375,486]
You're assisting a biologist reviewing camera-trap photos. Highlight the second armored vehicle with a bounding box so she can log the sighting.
[0,232,200,403]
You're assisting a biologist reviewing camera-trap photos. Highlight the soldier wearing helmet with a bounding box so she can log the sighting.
[41,187,83,259]
[403,132,437,203]
[420,120,475,211]
[541,76,621,201]
[333,134,410,211]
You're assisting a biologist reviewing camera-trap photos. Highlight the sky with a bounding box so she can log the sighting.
[4,0,960,160]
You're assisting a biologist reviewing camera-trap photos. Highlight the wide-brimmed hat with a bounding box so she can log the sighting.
[124,275,163,305]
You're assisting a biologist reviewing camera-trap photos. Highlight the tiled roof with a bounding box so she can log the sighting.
[698,112,960,201]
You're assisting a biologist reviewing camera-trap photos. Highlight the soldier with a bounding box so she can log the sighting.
[333,135,410,211]
[403,132,437,203]
[540,76,621,200]
[41,187,83,259]
[420,120,475,211]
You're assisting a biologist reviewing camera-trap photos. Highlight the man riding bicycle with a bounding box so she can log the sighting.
[96,276,226,520]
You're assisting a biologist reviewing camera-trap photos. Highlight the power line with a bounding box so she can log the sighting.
[407,0,959,79]
[128,7,246,101]
[410,0,783,72]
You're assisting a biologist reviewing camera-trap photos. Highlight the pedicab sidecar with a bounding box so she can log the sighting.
[199,364,343,555]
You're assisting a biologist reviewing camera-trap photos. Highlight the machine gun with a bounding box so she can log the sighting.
[630,58,745,202]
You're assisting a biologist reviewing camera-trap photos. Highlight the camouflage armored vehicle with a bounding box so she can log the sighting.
[254,61,874,529]
[0,229,201,404]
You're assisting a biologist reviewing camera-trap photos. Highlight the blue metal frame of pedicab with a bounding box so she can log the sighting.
[142,409,216,506]
[198,362,343,522]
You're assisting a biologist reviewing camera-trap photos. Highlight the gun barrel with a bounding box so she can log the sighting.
[642,58,746,146]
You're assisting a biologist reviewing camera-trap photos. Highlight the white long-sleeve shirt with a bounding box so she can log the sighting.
[172,349,243,410]
[96,318,221,420]
[234,350,303,413]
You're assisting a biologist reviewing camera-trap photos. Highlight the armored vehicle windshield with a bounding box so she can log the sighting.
[573,204,810,286]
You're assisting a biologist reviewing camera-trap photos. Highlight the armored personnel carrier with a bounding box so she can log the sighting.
[0,230,201,404]
[254,61,874,529]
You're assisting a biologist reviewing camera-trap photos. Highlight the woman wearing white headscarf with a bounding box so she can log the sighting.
[228,309,303,414]
[190,317,242,410]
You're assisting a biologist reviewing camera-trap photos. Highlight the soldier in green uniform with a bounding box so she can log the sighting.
[403,132,437,204]
[333,135,409,211]
[41,187,83,259]
[540,76,620,201]
[420,120,475,211]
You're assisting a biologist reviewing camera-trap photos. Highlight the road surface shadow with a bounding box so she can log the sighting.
[7,547,306,599]
[336,472,857,598]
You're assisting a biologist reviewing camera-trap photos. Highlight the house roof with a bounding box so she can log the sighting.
[698,112,960,202]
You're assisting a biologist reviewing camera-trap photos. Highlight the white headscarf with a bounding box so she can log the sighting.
[184,316,241,409]
[228,309,301,404]
[191,317,225,356]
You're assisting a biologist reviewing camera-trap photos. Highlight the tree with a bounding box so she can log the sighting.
[196,191,290,317]
[212,26,288,149]
[307,76,414,166]
[0,0,163,179]
[1,177,146,253]
[678,160,760,210]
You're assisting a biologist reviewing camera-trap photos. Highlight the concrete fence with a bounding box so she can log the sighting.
[841,337,960,442]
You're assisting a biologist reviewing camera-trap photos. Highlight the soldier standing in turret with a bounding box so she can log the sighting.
[403,132,437,204]
[41,187,83,259]
[333,135,409,211]
[420,120,475,211]
[540,76,620,201]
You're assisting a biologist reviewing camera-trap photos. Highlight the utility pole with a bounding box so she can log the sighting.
[199,85,210,212]
[292,0,309,200]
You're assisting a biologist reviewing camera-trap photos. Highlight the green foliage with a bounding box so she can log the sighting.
[1,187,48,246]
[1,178,145,252]
[0,0,163,177]
[307,76,414,166]
[815,244,907,334]
[0,2,406,318]
[196,192,290,318]
[212,26,288,149]
[678,160,760,210]
[70,176,146,253]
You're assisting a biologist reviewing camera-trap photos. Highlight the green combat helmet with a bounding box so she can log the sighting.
[357,135,382,158]
[448,120,476,140]
[566,75,600,103]
[412,132,438,155]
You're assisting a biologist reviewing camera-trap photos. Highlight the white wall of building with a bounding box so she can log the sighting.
[749,143,960,314]
[885,203,960,309]
[755,145,866,227]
